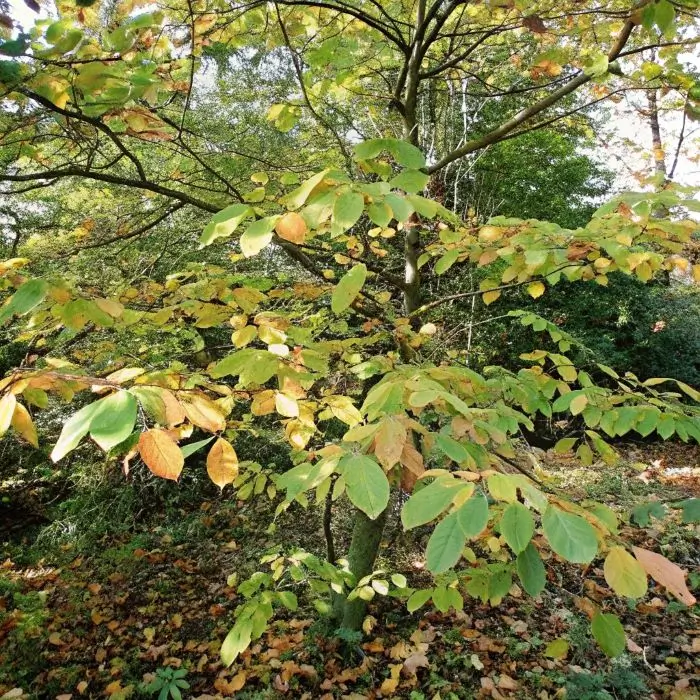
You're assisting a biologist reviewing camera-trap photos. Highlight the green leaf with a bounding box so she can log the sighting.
[277,591,298,611]
[333,190,365,230]
[542,506,598,563]
[426,510,466,574]
[435,434,469,463]
[655,0,675,34]
[220,618,253,666]
[89,390,138,452]
[339,454,390,520]
[631,500,666,527]
[384,193,414,222]
[401,478,467,530]
[331,264,367,314]
[282,169,330,210]
[591,613,626,657]
[0,279,49,325]
[435,249,459,275]
[367,202,392,227]
[353,138,388,160]
[583,53,608,77]
[406,588,432,612]
[457,492,490,539]
[500,503,535,554]
[675,498,700,524]
[211,349,278,384]
[199,204,252,247]
[544,638,569,659]
[181,436,215,458]
[354,138,426,169]
[390,141,426,169]
[240,216,277,257]
[389,170,430,194]
[405,194,439,218]
[516,543,546,596]
[50,401,103,462]
[391,573,407,588]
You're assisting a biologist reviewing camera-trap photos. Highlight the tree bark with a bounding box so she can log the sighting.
[333,507,389,630]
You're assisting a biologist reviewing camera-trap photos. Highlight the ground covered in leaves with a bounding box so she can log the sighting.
[0,444,698,700]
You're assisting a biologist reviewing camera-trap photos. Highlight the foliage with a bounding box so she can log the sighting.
[140,667,190,700]
[0,0,698,678]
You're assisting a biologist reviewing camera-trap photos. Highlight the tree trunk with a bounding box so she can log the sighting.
[333,507,389,630]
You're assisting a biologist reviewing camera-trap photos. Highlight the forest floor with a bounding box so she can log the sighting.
[0,443,698,700]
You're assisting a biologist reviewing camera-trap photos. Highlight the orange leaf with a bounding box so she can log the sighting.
[633,546,696,606]
[138,429,184,481]
[206,437,239,489]
[400,442,424,492]
[275,212,307,244]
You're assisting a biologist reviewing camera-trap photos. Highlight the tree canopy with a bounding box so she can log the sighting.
[0,0,699,675]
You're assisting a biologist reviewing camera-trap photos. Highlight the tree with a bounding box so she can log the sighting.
[0,0,699,666]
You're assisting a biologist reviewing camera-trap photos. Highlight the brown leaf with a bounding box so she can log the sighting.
[138,429,184,481]
[275,212,308,244]
[206,438,239,490]
[627,638,643,653]
[403,651,429,675]
[523,15,547,33]
[400,441,425,492]
[498,674,518,690]
[633,546,696,606]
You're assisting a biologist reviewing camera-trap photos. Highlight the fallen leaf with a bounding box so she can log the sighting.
[379,664,402,695]
[48,632,64,646]
[403,651,429,675]
[633,546,697,606]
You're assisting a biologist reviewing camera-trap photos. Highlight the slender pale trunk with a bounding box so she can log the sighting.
[647,89,668,181]
[332,508,390,629]
[333,6,427,632]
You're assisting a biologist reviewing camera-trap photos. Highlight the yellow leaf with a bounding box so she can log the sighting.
[275,393,299,417]
[482,290,501,305]
[94,298,124,317]
[206,437,239,490]
[0,392,17,437]
[11,403,38,447]
[478,226,503,243]
[379,663,402,695]
[138,429,184,481]
[232,325,257,348]
[527,281,546,298]
[374,416,407,470]
[180,393,226,432]
[251,389,276,416]
[604,547,647,599]
[569,394,588,415]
